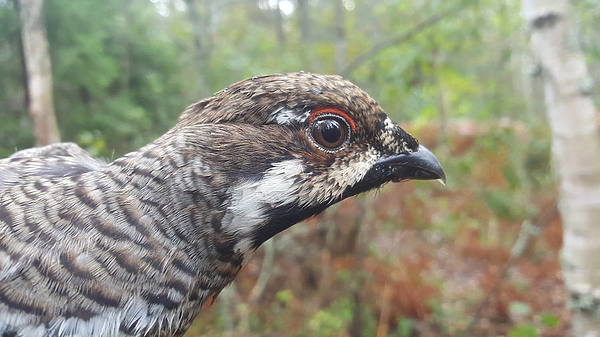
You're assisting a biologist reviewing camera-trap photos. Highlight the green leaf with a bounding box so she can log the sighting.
[508,324,538,337]
[275,289,294,304]
[394,318,414,337]
[540,313,559,328]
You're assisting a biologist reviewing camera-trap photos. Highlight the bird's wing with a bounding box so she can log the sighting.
[0,143,121,336]
[0,143,105,283]
[0,143,106,190]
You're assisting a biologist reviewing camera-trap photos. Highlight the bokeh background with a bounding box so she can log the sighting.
[2,0,600,336]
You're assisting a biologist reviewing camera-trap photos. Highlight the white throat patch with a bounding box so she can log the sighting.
[222,159,305,238]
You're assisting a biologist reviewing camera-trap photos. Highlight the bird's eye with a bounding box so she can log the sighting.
[309,115,350,151]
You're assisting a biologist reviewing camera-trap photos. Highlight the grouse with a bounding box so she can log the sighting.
[0,72,445,337]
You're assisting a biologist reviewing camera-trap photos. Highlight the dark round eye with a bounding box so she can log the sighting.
[310,115,350,151]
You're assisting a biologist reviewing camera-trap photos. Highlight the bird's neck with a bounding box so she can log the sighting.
[97,128,325,262]
[100,134,238,258]
[89,136,246,319]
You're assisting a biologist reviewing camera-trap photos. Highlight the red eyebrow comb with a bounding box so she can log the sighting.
[309,107,357,131]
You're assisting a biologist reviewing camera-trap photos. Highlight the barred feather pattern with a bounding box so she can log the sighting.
[0,140,245,337]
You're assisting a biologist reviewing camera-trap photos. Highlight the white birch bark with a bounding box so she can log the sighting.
[19,0,60,145]
[521,1,600,336]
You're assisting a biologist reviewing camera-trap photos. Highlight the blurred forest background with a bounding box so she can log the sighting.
[2,0,600,336]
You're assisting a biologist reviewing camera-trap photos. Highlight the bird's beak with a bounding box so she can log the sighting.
[375,145,446,184]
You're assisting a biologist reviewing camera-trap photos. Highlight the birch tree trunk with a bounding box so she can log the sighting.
[18,0,60,145]
[521,1,600,336]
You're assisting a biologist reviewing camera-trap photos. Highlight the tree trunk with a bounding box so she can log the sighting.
[296,0,313,70]
[184,0,213,96]
[273,0,286,49]
[334,0,347,73]
[18,0,60,145]
[522,1,600,336]
[296,0,310,43]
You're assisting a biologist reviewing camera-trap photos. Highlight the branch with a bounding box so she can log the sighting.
[248,239,276,303]
[340,1,479,78]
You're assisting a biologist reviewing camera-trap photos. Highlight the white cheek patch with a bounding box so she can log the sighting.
[267,107,309,125]
[223,159,305,236]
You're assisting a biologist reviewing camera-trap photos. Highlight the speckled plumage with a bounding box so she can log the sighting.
[0,72,444,337]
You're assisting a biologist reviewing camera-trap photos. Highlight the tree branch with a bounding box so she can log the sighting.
[248,239,276,303]
[340,1,479,78]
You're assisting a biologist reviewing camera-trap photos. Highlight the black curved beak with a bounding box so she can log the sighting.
[375,145,446,184]
[342,145,446,199]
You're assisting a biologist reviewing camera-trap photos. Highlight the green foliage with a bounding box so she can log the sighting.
[482,189,528,221]
[394,317,415,337]
[508,324,539,337]
[307,298,354,337]
[275,289,294,304]
[0,0,187,156]
[44,0,186,155]
[540,313,559,329]
[0,3,33,157]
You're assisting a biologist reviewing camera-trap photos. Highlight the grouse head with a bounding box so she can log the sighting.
[172,72,445,248]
